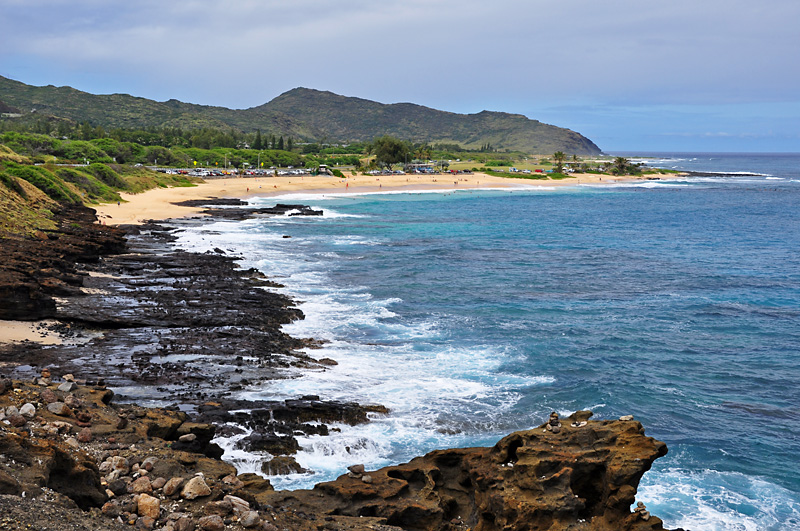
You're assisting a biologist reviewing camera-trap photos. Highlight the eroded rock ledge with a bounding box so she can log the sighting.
[0,377,677,531]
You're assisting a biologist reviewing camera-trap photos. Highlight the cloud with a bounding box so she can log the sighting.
[1,0,798,150]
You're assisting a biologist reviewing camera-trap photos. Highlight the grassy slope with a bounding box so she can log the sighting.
[0,145,198,238]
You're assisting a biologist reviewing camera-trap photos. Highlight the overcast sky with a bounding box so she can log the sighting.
[2,0,798,152]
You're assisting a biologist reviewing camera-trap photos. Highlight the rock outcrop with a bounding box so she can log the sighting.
[263,411,673,531]
[0,203,125,320]
[0,376,676,530]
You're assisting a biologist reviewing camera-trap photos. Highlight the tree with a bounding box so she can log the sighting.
[369,136,411,168]
[414,144,432,161]
[253,129,263,150]
[552,151,566,173]
[612,156,630,175]
[287,137,294,152]
[277,136,285,150]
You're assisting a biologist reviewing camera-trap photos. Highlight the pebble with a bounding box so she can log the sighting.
[136,515,156,530]
[151,476,166,490]
[347,464,365,478]
[63,394,82,409]
[178,433,197,443]
[173,516,195,531]
[619,415,635,421]
[204,500,233,516]
[141,456,158,471]
[108,479,128,496]
[361,474,373,484]
[5,406,19,417]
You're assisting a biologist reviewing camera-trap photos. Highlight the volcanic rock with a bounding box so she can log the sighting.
[181,476,211,499]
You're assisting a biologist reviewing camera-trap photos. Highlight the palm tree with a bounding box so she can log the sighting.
[613,156,629,175]
[552,151,566,173]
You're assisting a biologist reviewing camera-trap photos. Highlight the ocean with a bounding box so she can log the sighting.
[174,153,800,530]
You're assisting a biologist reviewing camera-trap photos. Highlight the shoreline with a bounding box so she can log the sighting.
[92,171,650,226]
[0,171,649,346]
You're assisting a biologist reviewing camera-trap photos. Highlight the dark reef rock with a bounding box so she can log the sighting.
[0,203,126,320]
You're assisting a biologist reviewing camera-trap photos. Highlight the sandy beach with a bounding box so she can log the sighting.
[93,171,642,225]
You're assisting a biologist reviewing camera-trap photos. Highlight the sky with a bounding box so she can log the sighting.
[1,0,799,153]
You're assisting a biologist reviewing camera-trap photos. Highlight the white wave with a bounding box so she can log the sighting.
[624,181,692,188]
[170,202,557,489]
[638,469,800,531]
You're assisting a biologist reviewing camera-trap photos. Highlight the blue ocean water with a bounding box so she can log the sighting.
[175,153,800,530]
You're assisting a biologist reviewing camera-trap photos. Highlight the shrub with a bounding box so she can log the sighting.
[87,163,128,189]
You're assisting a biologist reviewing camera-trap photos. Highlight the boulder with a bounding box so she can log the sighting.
[181,476,211,499]
[197,515,225,531]
[240,510,261,528]
[77,427,93,443]
[163,477,185,496]
[57,381,78,393]
[261,456,308,476]
[131,476,153,494]
[47,402,72,417]
[204,499,233,516]
[19,403,36,419]
[255,413,669,531]
[137,493,160,519]
[224,494,250,516]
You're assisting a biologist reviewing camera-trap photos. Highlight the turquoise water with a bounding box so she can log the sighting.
[176,154,800,530]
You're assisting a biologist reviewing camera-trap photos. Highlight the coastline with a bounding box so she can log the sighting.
[0,171,646,346]
[92,171,648,226]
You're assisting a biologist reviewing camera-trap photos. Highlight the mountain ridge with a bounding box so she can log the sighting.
[0,76,602,154]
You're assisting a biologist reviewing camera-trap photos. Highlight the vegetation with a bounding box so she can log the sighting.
[0,141,201,238]
[0,76,602,155]
[368,136,412,167]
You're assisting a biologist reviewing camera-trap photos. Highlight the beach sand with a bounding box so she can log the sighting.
[0,320,65,345]
[93,171,642,225]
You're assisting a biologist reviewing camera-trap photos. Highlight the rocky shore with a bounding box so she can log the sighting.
[0,201,680,530]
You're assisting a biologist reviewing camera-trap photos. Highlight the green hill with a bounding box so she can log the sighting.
[0,76,602,155]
